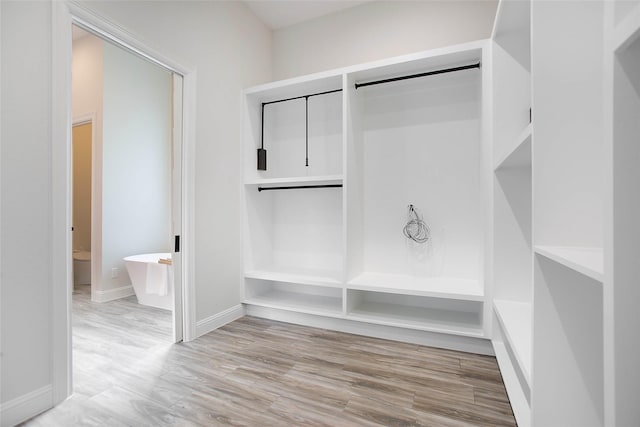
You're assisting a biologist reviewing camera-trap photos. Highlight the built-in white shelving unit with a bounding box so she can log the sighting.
[238,2,640,423]
[242,40,491,354]
[346,292,484,337]
[531,1,605,426]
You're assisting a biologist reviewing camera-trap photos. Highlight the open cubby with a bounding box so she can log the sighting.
[243,74,343,182]
[244,279,343,317]
[346,289,484,337]
[532,256,604,426]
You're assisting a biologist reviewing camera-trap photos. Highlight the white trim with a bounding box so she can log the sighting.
[182,70,197,342]
[195,305,245,338]
[0,385,53,427]
[91,285,134,303]
[51,0,73,406]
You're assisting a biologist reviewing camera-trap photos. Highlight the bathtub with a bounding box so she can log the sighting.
[123,253,173,311]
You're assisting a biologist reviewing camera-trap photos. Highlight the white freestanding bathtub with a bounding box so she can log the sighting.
[123,253,173,311]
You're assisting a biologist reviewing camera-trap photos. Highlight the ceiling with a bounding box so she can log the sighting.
[243,0,371,30]
[71,1,371,38]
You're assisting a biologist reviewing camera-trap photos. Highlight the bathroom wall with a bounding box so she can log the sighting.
[72,123,92,252]
[101,41,172,291]
[273,0,498,80]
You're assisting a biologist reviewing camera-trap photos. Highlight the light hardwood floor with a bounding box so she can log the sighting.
[23,285,516,426]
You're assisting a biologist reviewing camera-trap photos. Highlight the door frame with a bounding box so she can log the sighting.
[51,1,198,405]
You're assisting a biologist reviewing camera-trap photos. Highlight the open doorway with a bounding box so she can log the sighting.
[69,23,185,398]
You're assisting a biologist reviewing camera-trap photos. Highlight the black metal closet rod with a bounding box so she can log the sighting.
[258,184,342,192]
[262,88,343,106]
[354,62,480,89]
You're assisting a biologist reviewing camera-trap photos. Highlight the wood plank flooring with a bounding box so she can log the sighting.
[23,284,516,426]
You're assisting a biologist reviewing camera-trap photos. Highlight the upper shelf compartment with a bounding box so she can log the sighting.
[243,73,343,182]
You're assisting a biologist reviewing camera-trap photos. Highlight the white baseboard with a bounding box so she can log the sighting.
[92,285,134,303]
[0,384,52,427]
[195,304,245,338]
[245,305,494,356]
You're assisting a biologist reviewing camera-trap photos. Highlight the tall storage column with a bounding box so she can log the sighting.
[531,1,605,426]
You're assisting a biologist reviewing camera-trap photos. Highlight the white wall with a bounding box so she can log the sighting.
[273,0,498,79]
[0,0,54,409]
[101,41,172,290]
[0,0,271,422]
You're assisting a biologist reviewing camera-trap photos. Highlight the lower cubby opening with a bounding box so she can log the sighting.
[493,317,531,427]
[244,279,343,317]
[345,289,483,337]
[532,255,603,427]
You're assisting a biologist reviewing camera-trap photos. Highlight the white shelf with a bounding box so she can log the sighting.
[244,290,343,317]
[534,246,604,282]
[347,272,483,301]
[495,124,532,171]
[245,268,342,288]
[493,341,531,427]
[494,300,532,385]
[348,301,484,338]
[244,174,343,187]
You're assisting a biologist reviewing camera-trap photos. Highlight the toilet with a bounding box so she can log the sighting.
[73,250,91,285]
